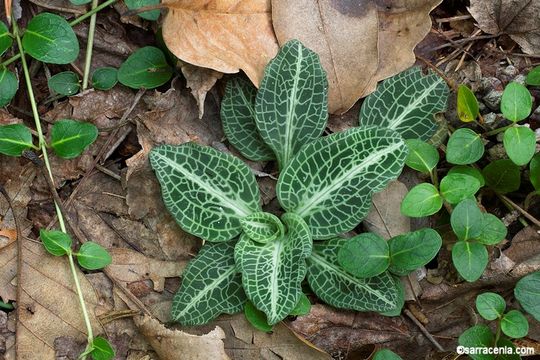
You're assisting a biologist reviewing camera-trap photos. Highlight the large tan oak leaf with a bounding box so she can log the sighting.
[162,0,279,86]
[469,0,540,55]
[272,0,442,114]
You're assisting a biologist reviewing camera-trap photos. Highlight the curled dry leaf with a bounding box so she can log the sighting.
[162,0,279,86]
[107,248,188,292]
[134,315,229,360]
[180,62,223,119]
[469,0,540,55]
[271,0,442,113]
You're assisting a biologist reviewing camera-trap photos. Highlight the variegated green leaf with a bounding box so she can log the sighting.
[359,67,449,140]
[150,143,261,242]
[172,242,246,325]
[255,39,328,169]
[235,213,312,325]
[307,238,400,312]
[277,126,408,239]
[221,77,274,161]
[240,212,284,243]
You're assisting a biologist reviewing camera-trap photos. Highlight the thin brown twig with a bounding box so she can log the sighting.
[499,195,540,228]
[436,14,473,23]
[404,309,445,352]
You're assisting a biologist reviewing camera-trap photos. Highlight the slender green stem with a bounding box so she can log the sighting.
[69,0,117,27]
[494,319,502,346]
[430,166,439,188]
[0,0,117,68]
[82,0,99,90]
[484,123,514,137]
[12,19,94,356]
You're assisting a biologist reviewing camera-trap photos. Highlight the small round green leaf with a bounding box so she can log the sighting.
[404,139,439,173]
[91,67,118,91]
[76,242,112,270]
[0,124,34,156]
[125,0,160,21]
[503,126,536,166]
[0,21,13,57]
[373,349,403,360]
[482,159,521,194]
[289,293,311,316]
[388,228,442,276]
[39,229,72,256]
[337,233,390,278]
[48,71,80,96]
[452,241,488,282]
[50,119,98,159]
[440,173,481,204]
[526,66,540,86]
[501,310,529,339]
[0,67,18,107]
[458,325,495,360]
[514,271,540,321]
[501,82,533,122]
[531,153,540,191]
[244,301,273,332]
[118,46,172,89]
[496,338,521,360]
[89,336,115,360]
[22,13,79,64]
[446,128,485,165]
[450,199,484,240]
[457,84,479,123]
[400,183,443,217]
[475,213,507,245]
[448,165,485,187]
[475,292,506,320]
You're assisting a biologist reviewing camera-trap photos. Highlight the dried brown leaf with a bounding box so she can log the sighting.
[162,0,279,86]
[271,0,441,113]
[107,248,188,292]
[469,0,540,55]
[180,62,223,119]
[134,315,229,360]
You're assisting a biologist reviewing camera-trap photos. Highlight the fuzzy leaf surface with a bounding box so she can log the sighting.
[172,242,246,325]
[307,238,399,313]
[235,213,312,325]
[277,126,407,239]
[150,143,261,242]
[255,40,328,169]
[359,67,448,140]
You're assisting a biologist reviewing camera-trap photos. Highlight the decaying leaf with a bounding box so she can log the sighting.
[271,0,442,113]
[180,62,223,119]
[469,0,540,55]
[107,248,188,292]
[363,180,410,240]
[162,0,279,86]
[17,240,108,358]
[134,315,229,360]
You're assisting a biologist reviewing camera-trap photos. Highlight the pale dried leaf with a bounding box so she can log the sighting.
[17,240,107,359]
[107,248,188,292]
[134,315,229,360]
[271,0,441,114]
[162,0,279,86]
[469,0,540,55]
[180,62,223,119]
[363,180,410,240]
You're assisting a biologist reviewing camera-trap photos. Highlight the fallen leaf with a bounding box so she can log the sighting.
[271,0,441,113]
[504,226,540,277]
[180,62,223,119]
[162,0,279,86]
[16,239,108,358]
[214,314,331,359]
[469,0,540,55]
[134,315,229,360]
[363,180,410,240]
[107,248,188,292]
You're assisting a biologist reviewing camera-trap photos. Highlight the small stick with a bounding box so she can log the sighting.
[404,309,445,352]
[436,14,472,23]
[500,195,540,228]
